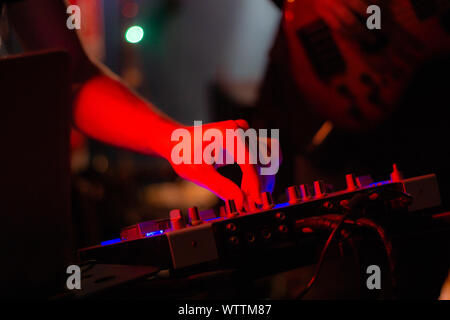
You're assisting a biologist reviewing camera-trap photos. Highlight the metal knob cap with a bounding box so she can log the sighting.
[345,174,357,191]
[299,184,309,200]
[313,180,326,198]
[287,186,301,204]
[170,209,186,230]
[225,199,238,217]
[188,206,202,226]
[261,192,274,210]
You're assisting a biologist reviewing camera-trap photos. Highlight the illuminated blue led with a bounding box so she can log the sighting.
[367,180,391,188]
[146,230,164,237]
[204,217,221,222]
[274,202,289,209]
[101,238,121,246]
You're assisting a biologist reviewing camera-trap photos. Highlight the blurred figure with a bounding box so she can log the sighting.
[255,0,450,210]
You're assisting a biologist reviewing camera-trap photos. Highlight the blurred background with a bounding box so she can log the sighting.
[61,0,281,247]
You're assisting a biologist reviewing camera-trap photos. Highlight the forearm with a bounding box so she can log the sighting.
[7,0,181,158]
[73,68,180,159]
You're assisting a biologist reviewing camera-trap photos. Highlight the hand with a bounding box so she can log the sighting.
[166,119,279,211]
[315,0,367,31]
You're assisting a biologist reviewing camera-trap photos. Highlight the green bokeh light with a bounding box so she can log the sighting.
[125,25,144,43]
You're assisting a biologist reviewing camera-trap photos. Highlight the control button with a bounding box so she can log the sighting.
[225,199,239,217]
[301,227,314,234]
[188,206,202,226]
[299,184,310,200]
[313,180,326,198]
[275,212,286,221]
[323,201,333,209]
[170,209,186,230]
[261,192,274,210]
[226,223,237,232]
[390,163,403,182]
[287,185,301,204]
[229,236,239,245]
[261,229,272,239]
[345,174,357,191]
[340,199,350,209]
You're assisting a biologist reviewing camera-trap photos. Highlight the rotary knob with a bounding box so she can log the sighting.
[261,192,274,210]
[170,209,186,230]
[225,199,239,217]
[188,206,203,226]
[390,163,403,182]
[286,185,301,204]
[345,174,357,191]
[299,184,310,200]
[313,180,326,198]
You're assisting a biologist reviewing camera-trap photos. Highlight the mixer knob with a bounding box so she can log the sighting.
[390,163,403,182]
[261,192,274,210]
[286,185,301,204]
[170,209,186,230]
[299,184,310,200]
[345,174,357,191]
[225,199,239,217]
[313,180,326,198]
[188,206,203,226]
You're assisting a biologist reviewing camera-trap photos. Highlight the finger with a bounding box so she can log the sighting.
[235,139,263,205]
[244,195,259,213]
[216,119,262,204]
[234,119,263,204]
[234,119,250,130]
[240,164,262,205]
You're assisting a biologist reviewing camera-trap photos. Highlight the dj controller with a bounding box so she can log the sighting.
[79,165,443,279]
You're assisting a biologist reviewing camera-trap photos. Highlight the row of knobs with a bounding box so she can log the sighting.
[169,165,402,230]
[169,206,206,230]
[259,180,328,210]
[267,173,362,207]
[169,199,239,230]
[169,174,360,229]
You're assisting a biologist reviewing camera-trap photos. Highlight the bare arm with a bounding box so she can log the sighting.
[6,0,263,209]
